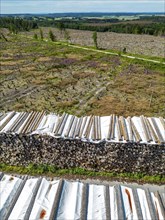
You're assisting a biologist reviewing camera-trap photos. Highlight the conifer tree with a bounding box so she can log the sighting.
[40,29,44,40]
[49,29,56,42]
[33,33,38,40]
[92,31,98,49]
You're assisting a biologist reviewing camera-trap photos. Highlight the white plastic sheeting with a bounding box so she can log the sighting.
[8,178,39,220]
[151,192,164,220]
[0,175,23,219]
[0,173,165,220]
[136,188,152,220]
[0,112,165,144]
[0,111,164,144]
[87,184,106,219]
[109,186,118,220]
[29,178,60,220]
[120,186,138,220]
[56,180,83,219]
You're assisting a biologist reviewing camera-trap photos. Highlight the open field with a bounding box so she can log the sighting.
[23,27,165,57]
[0,29,165,117]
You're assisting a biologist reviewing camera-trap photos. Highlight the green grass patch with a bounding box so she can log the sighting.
[0,163,164,184]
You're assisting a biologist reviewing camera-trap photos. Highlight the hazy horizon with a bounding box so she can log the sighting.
[1,12,165,15]
[1,12,164,15]
[1,0,165,14]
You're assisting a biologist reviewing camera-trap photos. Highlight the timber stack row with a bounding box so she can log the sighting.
[0,111,165,175]
[0,111,164,144]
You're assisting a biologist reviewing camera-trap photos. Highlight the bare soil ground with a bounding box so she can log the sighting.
[0,30,164,117]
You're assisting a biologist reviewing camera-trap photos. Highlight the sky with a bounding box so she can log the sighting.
[1,0,165,14]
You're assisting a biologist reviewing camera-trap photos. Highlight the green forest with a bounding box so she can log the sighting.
[0,17,38,33]
[0,16,165,36]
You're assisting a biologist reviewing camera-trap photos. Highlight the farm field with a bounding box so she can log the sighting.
[0,29,165,117]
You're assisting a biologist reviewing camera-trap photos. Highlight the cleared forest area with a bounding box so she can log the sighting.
[0,29,164,117]
[22,27,165,58]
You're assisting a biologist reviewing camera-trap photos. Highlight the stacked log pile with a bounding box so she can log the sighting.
[0,133,164,175]
[0,111,165,144]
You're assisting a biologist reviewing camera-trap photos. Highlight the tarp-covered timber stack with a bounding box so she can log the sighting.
[0,172,165,220]
[0,111,165,175]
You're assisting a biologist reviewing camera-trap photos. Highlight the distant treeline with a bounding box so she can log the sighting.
[0,16,165,36]
[139,16,165,22]
[1,12,164,18]
[38,19,165,36]
[0,17,38,33]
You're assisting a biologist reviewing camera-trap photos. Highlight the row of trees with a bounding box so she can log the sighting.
[59,22,165,36]
[0,17,38,34]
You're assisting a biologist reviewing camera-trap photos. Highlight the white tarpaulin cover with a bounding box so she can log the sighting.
[0,111,164,144]
[0,173,164,220]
